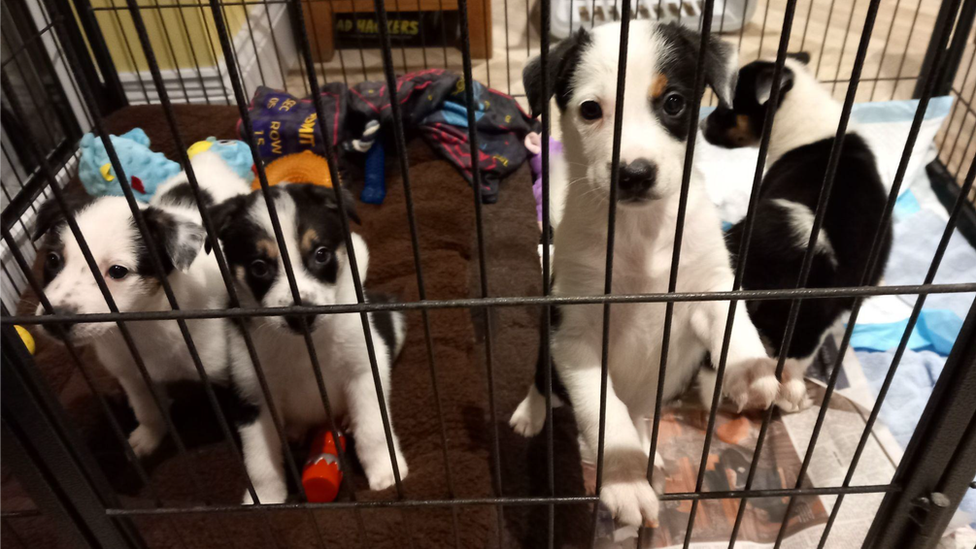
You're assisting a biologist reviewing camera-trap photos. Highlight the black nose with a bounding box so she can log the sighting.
[285,314,317,334]
[40,306,77,340]
[617,159,657,201]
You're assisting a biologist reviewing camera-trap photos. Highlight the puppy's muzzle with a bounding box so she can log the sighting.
[617,159,657,203]
[39,305,79,341]
[284,314,317,334]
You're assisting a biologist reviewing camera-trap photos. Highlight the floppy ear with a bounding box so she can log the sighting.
[702,35,739,108]
[204,194,248,254]
[303,185,361,225]
[754,64,795,106]
[787,51,811,65]
[32,194,94,241]
[522,28,589,118]
[142,207,206,273]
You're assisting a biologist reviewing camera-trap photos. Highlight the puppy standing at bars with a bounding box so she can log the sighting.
[701,54,892,411]
[32,151,251,456]
[509,21,776,526]
[210,183,407,504]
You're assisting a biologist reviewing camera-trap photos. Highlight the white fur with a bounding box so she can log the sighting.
[771,198,838,267]
[510,22,775,527]
[765,58,844,164]
[227,190,407,504]
[35,151,251,456]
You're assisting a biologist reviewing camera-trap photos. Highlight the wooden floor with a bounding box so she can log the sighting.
[285,0,974,194]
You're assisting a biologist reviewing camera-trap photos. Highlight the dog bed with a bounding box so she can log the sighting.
[2,104,529,549]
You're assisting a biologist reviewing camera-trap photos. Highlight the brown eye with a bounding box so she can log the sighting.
[108,265,129,280]
[663,92,686,116]
[45,252,62,271]
[580,100,603,121]
[250,259,271,278]
[313,246,332,265]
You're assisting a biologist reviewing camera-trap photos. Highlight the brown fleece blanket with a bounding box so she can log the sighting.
[2,105,594,549]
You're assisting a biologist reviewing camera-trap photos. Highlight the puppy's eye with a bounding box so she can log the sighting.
[579,100,603,121]
[313,246,332,265]
[45,252,62,271]
[663,93,686,116]
[250,259,271,279]
[108,265,129,280]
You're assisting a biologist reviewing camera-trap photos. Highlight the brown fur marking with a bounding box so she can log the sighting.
[649,74,668,99]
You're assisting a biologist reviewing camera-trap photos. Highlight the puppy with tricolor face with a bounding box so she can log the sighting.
[32,151,251,456]
[509,21,776,527]
[210,183,408,504]
[701,55,891,411]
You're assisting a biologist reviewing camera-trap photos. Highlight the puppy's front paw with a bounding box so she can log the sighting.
[724,357,779,411]
[128,424,165,457]
[600,479,659,527]
[364,451,408,492]
[242,483,287,505]
[509,395,546,437]
[776,377,812,413]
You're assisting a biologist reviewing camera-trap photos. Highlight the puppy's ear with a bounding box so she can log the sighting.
[701,35,739,109]
[523,28,589,118]
[787,51,811,65]
[205,194,249,254]
[302,184,361,225]
[754,64,795,106]
[142,207,206,273]
[32,194,94,241]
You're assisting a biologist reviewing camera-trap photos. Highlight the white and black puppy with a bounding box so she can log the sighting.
[32,151,251,456]
[210,183,407,504]
[701,55,892,411]
[509,21,775,526]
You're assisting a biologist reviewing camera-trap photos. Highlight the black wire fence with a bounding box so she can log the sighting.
[1,0,975,547]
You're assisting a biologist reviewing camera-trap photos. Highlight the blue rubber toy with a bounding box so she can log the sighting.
[360,132,386,205]
[78,129,181,202]
[187,137,254,181]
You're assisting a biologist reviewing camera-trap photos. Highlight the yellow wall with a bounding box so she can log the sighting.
[90,0,248,72]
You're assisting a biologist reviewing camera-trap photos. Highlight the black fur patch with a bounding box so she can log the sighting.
[32,193,95,242]
[522,29,592,117]
[134,208,205,277]
[725,134,892,358]
[702,60,797,148]
[533,304,570,404]
[155,182,215,210]
[653,23,738,140]
[366,292,401,363]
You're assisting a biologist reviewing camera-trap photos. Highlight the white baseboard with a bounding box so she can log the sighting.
[121,3,297,105]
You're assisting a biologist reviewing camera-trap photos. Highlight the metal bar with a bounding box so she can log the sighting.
[101,483,902,516]
[0,21,58,70]
[456,0,505,543]
[590,4,632,547]
[370,0,460,544]
[63,0,128,112]
[539,0,555,543]
[107,0,152,103]
[169,0,214,104]
[812,0,839,78]
[828,0,859,95]
[867,0,907,100]
[939,48,976,161]
[6,282,976,327]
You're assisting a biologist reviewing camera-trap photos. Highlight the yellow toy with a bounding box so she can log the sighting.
[253,151,333,191]
[15,325,35,355]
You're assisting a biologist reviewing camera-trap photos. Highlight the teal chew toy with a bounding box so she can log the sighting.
[78,129,181,202]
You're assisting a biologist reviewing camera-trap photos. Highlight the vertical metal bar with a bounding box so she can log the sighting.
[867,0,906,101]
[890,0,924,100]
[168,0,212,104]
[812,0,839,78]
[935,0,976,97]
[590,6,631,547]
[107,0,152,103]
[828,0,859,95]
[146,0,193,103]
[538,0,555,545]
[456,0,505,544]
[196,0,233,103]
[61,0,128,111]
[260,0,291,92]
[370,0,461,545]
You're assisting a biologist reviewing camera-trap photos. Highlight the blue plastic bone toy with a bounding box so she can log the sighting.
[186,137,254,181]
[78,129,181,202]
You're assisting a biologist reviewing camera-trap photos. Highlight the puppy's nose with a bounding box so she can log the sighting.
[285,314,317,334]
[41,305,77,340]
[617,159,657,200]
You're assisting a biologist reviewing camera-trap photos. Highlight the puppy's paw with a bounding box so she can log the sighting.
[128,424,165,457]
[776,378,812,413]
[724,357,779,411]
[364,451,408,492]
[242,483,287,505]
[601,479,659,527]
[509,394,546,437]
